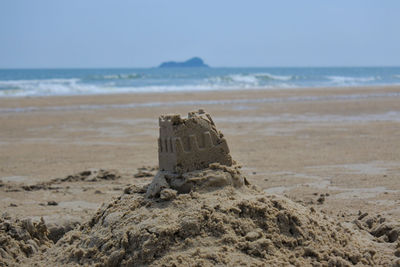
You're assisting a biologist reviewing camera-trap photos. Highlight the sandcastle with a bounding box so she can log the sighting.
[147,109,243,198]
[158,109,233,173]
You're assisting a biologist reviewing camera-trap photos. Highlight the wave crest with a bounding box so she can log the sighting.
[208,73,296,86]
[87,73,142,80]
[326,76,378,85]
[254,73,294,81]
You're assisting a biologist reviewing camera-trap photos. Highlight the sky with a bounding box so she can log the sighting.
[1,0,399,68]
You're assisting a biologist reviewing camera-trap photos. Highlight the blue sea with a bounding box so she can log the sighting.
[0,67,400,97]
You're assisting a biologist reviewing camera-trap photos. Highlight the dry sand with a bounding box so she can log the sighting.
[1,85,400,266]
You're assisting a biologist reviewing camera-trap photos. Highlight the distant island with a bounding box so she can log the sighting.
[159,57,209,68]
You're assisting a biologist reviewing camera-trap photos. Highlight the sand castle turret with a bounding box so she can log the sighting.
[158,109,233,173]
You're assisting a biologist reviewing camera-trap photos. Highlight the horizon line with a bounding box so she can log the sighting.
[1,65,400,70]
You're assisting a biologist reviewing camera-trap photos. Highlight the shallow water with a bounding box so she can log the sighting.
[1,91,400,114]
[1,67,400,97]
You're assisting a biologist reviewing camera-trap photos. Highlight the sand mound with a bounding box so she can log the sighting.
[35,165,396,266]
[354,212,400,244]
[0,215,52,266]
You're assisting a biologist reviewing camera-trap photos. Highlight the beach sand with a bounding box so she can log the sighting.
[1,85,400,265]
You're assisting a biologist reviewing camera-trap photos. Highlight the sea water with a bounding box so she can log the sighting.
[0,67,400,97]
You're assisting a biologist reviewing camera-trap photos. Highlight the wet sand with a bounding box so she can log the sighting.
[0,85,400,225]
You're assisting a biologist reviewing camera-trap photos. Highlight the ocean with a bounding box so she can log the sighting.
[0,67,400,97]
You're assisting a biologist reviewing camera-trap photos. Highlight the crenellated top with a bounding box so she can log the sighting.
[159,114,183,128]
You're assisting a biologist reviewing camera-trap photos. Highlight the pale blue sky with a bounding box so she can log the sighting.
[1,0,399,68]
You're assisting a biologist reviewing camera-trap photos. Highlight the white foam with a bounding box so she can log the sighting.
[254,73,293,81]
[98,73,142,80]
[229,74,258,84]
[0,78,83,97]
[218,73,293,84]
[326,75,377,85]
[0,81,295,98]
[0,72,396,98]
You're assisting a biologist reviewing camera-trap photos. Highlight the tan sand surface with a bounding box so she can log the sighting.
[1,85,400,265]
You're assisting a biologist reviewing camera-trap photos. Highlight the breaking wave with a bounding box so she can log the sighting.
[0,67,399,97]
[326,76,379,86]
[209,73,296,85]
[86,73,143,80]
[0,78,84,97]
[0,81,280,97]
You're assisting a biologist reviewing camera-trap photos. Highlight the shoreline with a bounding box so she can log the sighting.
[1,84,400,111]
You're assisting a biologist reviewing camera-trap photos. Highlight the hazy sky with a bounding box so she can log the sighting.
[1,0,399,68]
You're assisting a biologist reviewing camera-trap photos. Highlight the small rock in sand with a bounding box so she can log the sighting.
[317,195,325,204]
[47,201,58,206]
[245,231,260,241]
